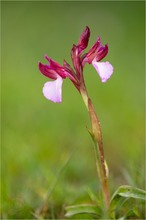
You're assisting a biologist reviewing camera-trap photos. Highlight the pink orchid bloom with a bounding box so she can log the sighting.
[39,55,78,102]
[88,37,113,83]
[80,29,113,83]
[38,26,114,103]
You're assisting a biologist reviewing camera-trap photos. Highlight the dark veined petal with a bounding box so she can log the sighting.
[71,44,82,76]
[63,59,75,74]
[38,62,57,79]
[78,26,90,54]
[80,53,88,67]
[86,37,101,63]
[63,60,78,82]
[44,55,67,78]
[96,44,108,62]
[87,37,108,63]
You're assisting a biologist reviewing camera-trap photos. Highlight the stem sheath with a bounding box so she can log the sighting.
[80,82,110,209]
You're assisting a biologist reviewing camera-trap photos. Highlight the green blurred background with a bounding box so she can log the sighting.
[1,1,145,218]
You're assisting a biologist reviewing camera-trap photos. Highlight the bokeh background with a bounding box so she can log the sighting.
[1,1,145,218]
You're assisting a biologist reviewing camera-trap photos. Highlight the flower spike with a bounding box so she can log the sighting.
[38,26,114,102]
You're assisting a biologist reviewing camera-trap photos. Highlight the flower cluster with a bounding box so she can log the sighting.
[38,26,114,103]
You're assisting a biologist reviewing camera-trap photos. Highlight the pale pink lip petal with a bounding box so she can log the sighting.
[92,60,114,83]
[43,76,63,103]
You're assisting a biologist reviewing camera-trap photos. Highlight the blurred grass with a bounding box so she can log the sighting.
[1,1,145,218]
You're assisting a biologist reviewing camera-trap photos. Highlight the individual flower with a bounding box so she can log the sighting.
[70,26,113,83]
[79,30,114,83]
[39,55,78,103]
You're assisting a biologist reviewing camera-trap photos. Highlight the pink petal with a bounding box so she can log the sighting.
[43,76,63,103]
[38,62,57,79]
[92,60,114,83]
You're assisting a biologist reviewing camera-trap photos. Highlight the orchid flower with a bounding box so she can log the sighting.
[38,26,114,102]
[82,35,113,83]
[38,55,78,102]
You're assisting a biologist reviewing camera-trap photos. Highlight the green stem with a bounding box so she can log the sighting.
[80,81,110,210]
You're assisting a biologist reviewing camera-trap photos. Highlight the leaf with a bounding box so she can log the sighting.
[125,208,140,219]
[65,204,102,218]
[110,185,146,219]
[116,208,141,220]
[85,187,99,204]
[111,185,146,201]
[86,126,94,139]
[110,195,129,219]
